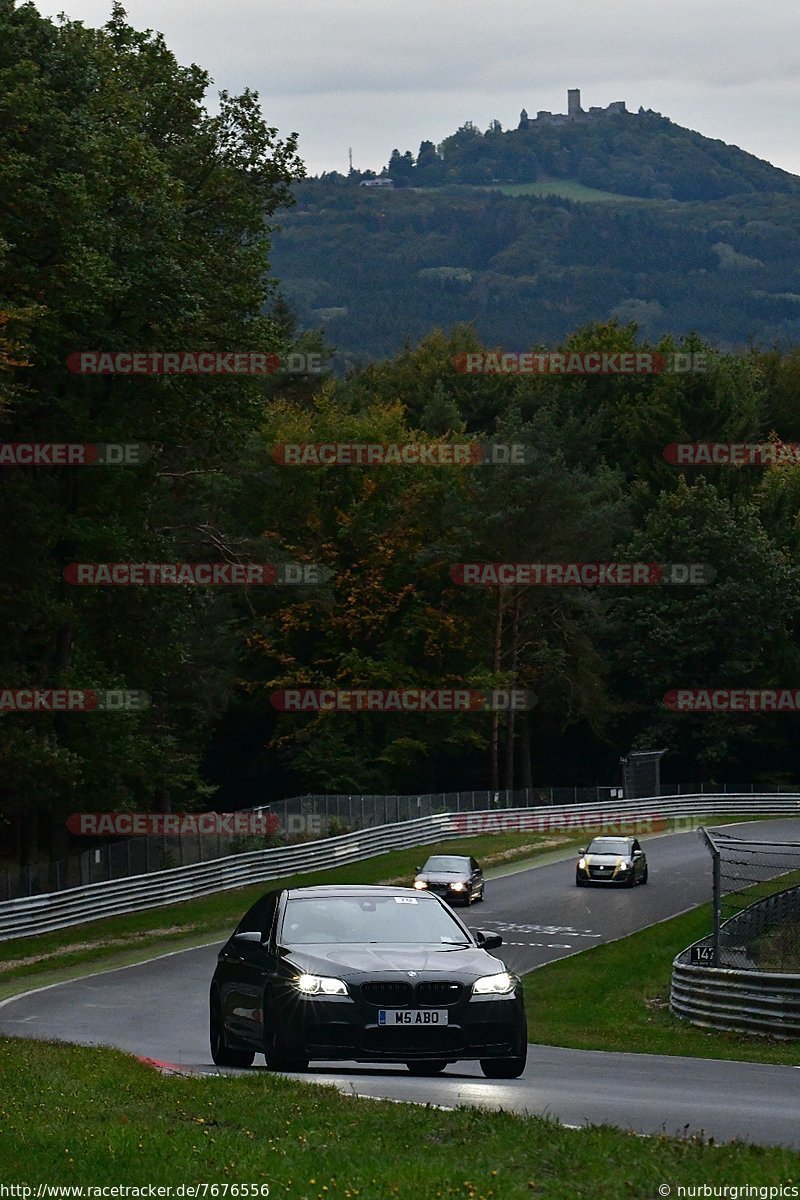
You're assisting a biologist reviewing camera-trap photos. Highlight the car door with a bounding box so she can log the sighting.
[470,857,483,898]
[631,839,644,881]
[219,891,280,1043]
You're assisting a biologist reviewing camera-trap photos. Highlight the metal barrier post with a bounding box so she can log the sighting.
[698,826,721,966]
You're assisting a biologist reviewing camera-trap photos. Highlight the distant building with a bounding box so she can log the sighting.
[360,179,395,188]
[520,89,628,127]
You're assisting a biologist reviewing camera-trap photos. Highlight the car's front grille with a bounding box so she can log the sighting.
[360,980,465,1007]
[416,981,464,1006]
[360,981,414,1006]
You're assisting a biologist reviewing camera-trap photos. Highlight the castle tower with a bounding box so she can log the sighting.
[567,88,582,117]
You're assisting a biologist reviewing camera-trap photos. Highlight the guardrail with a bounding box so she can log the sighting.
[1,793,798,943]
[671,885,800,1037]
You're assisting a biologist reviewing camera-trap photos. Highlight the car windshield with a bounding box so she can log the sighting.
[422,856,469,872]
[281,895,470,944]
[587,840,631,855]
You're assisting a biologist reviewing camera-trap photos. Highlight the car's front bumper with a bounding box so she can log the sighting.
[276,989,526,1062]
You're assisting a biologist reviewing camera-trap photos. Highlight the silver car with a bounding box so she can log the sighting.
[575,836,648,887]
[413,854,484,906]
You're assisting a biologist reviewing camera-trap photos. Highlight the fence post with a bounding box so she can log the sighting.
[698,826,721,966]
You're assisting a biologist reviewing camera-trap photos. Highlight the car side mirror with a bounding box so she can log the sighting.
[476,930,502,950]
[578,848,586,856]
[415,865,422,873]
[233,931,264,945]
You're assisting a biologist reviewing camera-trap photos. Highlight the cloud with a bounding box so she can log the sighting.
[31,0,800,174]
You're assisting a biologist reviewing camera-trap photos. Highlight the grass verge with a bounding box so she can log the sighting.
[523,901,800,1066]
[0,1038,798,1194]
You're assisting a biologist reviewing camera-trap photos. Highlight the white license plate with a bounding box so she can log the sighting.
[378,1009,448,1026]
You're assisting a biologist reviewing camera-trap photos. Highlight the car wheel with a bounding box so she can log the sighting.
[626,870,637,888]
[641,866,649,885]
[263,1030,309,1072]
[209,990,255,1068]
[480,1049,527,1079]
[576,876,586,887]
[405,1060,448,1075]
[262,1001,309,1072]
[475,883,485,902]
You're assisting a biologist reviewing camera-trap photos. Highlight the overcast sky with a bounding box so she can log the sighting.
[31,0,800,178]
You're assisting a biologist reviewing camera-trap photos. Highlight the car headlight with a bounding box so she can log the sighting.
[413,879,428,889]
[577,858,587,869]
[472,972,515,995]
[449,881,466,891]
[617,862,630,870]
[294,973,348,996]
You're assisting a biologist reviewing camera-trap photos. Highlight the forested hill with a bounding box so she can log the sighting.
[270,185,800,367]
[374,108,800,201]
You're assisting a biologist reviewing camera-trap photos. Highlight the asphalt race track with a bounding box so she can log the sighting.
[3,819,800,1148]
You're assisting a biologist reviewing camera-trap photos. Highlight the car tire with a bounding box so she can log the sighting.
[209,990,255,1068]
[263,1029,309,1072]
[576,876,586,887]
[262,999,309,1072]
[405,1060,448,1075]
[480,1049,527,1079]
[641,866,649,885]
[626,870,637,888]
[475,884,485,902]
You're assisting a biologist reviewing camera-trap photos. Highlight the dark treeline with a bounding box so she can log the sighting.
[3,2,800,869]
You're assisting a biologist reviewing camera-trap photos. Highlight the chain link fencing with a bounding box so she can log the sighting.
[697,825,800,969]
[0,780,793,901]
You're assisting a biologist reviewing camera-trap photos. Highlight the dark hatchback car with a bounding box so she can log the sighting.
[210,884,526,1077]
[575,836,648,887]
[412,854,484,905]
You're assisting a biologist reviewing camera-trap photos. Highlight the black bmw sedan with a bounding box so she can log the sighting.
[210,884,527,1078]
[413,854,484,905]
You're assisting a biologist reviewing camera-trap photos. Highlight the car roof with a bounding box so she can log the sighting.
[588,836,634,845]
[284,884,437,899]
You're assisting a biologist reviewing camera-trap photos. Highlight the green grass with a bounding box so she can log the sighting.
[477,179,648,203]
[523,901,800,1066]
[750,919,800,971]
[1,1039,798,1194]
[0,831,583,996]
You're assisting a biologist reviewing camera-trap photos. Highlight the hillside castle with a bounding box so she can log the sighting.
[519,88,632,128]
